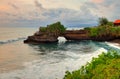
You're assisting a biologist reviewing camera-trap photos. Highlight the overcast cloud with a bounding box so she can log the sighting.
[0,0,120,27]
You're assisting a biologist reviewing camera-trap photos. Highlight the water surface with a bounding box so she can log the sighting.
[0,27,119,79]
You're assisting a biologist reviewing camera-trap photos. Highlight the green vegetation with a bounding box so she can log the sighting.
[39,22,66,36]
[64,17,120,79]
[39,27,47,32]
[98,17,109,26]
[64,51,120,79]
[85,25,120,37]
[98,17,113,26]
[107,21,114,26]
[84,17,120,37]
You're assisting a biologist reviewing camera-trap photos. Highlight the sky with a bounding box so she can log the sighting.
[0,0,120,27]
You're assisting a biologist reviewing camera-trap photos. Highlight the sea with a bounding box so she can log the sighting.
[0,27,120,79]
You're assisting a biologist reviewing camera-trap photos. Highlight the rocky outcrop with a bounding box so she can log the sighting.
[24,35,58,43]
[64,30,90,40]
[24,31,58,44]
[24,29,120,44]
[64,30,118,41]
[109,38,120,44]
[24,30,89,44]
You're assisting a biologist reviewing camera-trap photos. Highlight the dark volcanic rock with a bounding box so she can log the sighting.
[24,36,58,43]
[24,29,120,44]
[108,38,120,44]
[64,30,90,40]
[64,30,119,41]
[24,31,58,44]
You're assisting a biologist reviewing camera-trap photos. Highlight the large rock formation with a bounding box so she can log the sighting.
[64,30,90,40]
[24,22,120,44]
[24,30,88,43]
[24,29,120,44]
[64,30,117,41]
[24,22,66,43]
[24,31,58,43]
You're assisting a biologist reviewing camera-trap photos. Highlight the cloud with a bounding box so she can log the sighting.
[34,0,44,10]
[84,0,120,21]
[8,3,19,9]
[0,5,10,11]
[0,0,120,27]
[32,0,97,26]
[91,0,104,3]
[0,0,98,27]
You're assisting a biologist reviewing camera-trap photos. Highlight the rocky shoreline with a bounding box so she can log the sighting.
[109,39,120,44]
[24,21,120,44]
[24,29,120,44]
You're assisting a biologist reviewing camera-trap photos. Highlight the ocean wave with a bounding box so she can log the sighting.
[58,37,67,44]
[0,37,26,45]
[0,47,107,79]
[105,42,120,49]
[23,47,107,68]
[67,27,84,30]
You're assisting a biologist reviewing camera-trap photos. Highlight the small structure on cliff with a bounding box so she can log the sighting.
[114,19,120,26]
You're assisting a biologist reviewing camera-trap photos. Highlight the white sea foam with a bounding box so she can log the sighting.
[67,27,84,30]
[0,48,107,79]
[58,37,67,44]
[105,42,120,49]
[0,37,26,45]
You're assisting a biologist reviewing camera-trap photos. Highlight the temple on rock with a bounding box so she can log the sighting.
[114,19,120,26]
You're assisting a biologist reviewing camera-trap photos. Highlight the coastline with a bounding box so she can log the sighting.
[0,38,120,79]
[109,39,120,44]
[106,41,120,50]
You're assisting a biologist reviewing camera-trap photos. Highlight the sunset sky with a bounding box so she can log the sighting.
[0,0,120,27]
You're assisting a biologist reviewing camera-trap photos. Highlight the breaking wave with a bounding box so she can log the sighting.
[105,42,120,49]
[0,37,26,45]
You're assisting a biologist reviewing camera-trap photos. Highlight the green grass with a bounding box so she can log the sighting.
[64,51,120,79]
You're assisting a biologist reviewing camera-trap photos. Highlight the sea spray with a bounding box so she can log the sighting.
[58,37,67,44]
